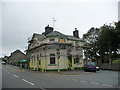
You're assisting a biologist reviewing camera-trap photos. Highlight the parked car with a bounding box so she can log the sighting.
[2,61,6,65]
[84,62,97,72]
[96,66,99,71]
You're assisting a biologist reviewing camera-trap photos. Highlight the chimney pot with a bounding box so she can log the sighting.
[44,25,53,35]
[73,28,79,38]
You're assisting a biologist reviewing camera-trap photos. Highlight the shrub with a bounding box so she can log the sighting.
[112,60,120,63]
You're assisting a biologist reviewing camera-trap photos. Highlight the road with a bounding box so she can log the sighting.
[2,64,119,89]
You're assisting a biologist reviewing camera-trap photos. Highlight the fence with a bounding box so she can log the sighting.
[99,63,120,71]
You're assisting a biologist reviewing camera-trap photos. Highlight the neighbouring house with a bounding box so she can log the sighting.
[2,56,9,63]
[8,49,27,66]
[26,25,85,71]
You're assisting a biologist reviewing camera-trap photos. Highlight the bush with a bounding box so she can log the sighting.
[112,60,120,63]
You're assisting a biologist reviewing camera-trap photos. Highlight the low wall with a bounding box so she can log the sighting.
[99,63,120,71]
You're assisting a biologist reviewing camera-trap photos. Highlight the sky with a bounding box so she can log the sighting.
[0,0,119,57]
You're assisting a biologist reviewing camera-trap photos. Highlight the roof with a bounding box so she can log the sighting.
[31,31,84,42]
[33,33,46,41]
[46,31,66,37]
[66,35,83,41]
[12,49,25,55]
[46,31,84,41]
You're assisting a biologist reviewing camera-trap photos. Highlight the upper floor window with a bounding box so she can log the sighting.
[59,38,65,42]
[47,44,57,49]
[50,38,55,41]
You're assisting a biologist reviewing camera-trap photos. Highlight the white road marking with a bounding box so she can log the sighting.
[40,87,46,90]
[22,79,35,85]
[102,84,108,86]
[7,72,10,73]
[90,82,100,85]
[90,82,94,84]
[13,75,19,78]
[93,83,100,85]
[108,85,113,87]
[81,80,87,83]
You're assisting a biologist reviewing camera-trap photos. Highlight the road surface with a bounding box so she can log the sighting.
[2,64,119,89]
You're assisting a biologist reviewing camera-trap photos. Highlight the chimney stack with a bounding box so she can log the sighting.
[73,28,79,38]
[44,25,54,35]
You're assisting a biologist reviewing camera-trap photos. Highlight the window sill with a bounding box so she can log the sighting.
[48,64,57,66]
[75,63,80,65]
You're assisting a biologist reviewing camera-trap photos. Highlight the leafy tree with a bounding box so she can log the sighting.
[98,24,117,63]
[83,21,120,64]
[114,21,120,58]
[83,27,100,62]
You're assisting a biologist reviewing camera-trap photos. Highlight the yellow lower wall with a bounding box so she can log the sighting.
[29,58,84,71]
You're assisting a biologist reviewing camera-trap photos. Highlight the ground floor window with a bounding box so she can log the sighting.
[37,55,39,60]
[31,56,34,65]
[34,56,36,64]
[74,57,79,64]
[37,55,41,65]
[38,60,41,65]
[50,54,55,64]
[39,54,41,65]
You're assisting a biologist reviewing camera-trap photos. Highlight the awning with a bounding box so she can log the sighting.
[19,60,28,63]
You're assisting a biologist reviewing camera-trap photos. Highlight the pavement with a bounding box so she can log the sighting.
[2,64,120,89]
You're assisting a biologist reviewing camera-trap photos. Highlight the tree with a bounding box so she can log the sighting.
[83,27,100,62]
[114,21,120,58]
[83,21,120,64]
